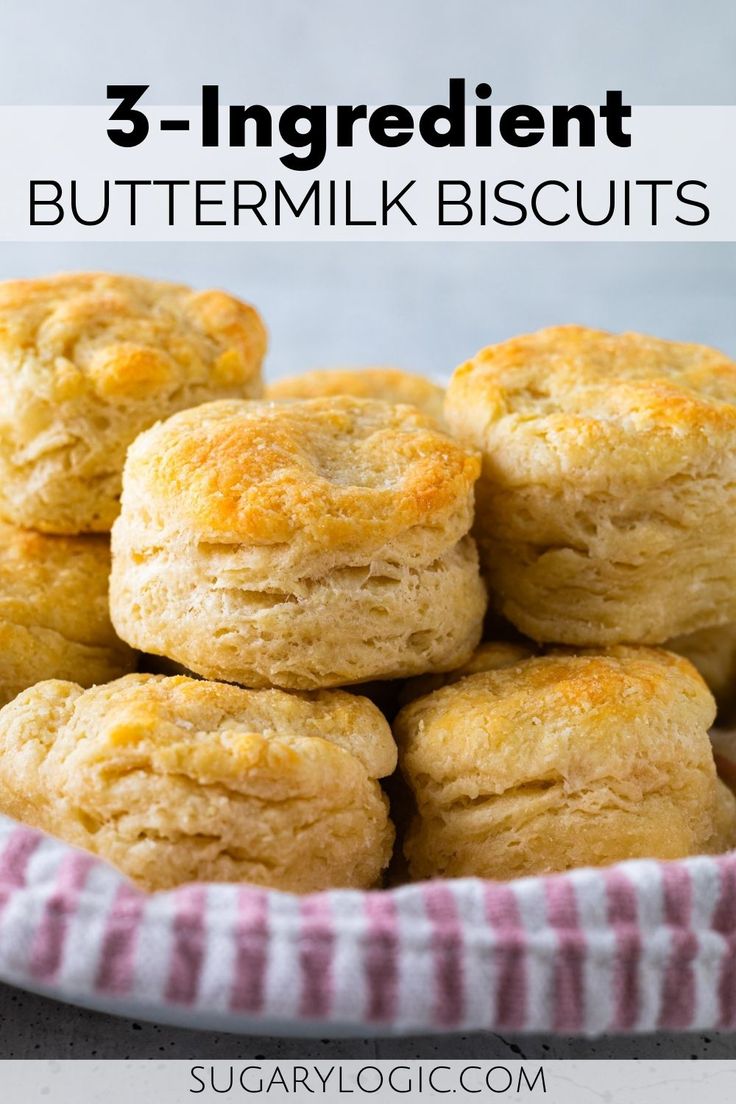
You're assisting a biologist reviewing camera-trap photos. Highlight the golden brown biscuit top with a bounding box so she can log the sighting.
[0,520,119,648]
[396,647,716,799]
[5,673,397,787]
[122,396,480,548]
[267,367,445,422]
[446,326,736,483]
[0,272,267,401]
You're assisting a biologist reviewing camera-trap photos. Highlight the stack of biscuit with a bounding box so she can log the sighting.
[0,272,267,705]
[396,324,736,882]
[0,283,733,893]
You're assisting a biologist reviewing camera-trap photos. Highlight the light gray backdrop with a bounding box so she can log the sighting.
[0,0,733,379]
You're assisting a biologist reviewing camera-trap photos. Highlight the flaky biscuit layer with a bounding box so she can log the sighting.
[0,520,134,705]
[112,534,485,689]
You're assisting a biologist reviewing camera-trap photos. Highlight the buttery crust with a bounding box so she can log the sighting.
[0,272,267,533]
[119,396,478,551]
[0,520,135,705]
[445,325,736,645]
[110,397,487,688]
[267,367,445,422]
[396,647,736,881]
[0,673,396,892]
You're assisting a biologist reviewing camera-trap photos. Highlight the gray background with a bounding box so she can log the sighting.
[0,0,734,378]
[1,983,735,1060]
[0,0,734,1058]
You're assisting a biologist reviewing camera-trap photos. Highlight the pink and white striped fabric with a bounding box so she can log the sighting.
[1,813,736,1034]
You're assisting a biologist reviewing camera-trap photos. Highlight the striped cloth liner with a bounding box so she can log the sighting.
[1,814,736,1034]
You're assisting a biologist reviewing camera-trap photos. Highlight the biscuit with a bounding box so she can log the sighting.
[0,273,267,533]
[0,520,135,706]
[395,648,736,881]
[399,640,535,706]
[267,367,445,422]
[0,673,396,892]
[110,396,487,689]
[445,325,736,645]
[668,623,736,718]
